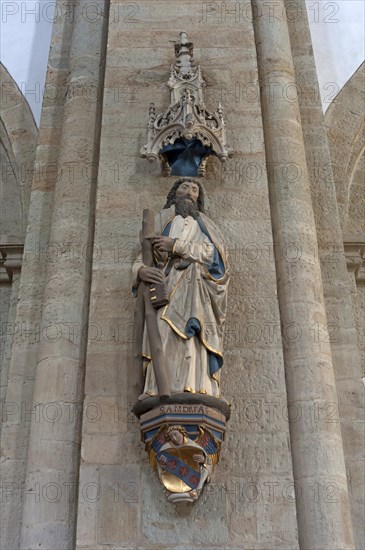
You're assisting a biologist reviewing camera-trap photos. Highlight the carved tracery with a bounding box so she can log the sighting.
[141,32,233,176]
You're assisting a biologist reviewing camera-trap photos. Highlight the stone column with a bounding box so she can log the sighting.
[20,1,109,548]
[0,242,23,408]
[251,1,354,548]
[285,2,364,546]
[1,3,74,547]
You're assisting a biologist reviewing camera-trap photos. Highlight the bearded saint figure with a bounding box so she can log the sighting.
[132,177,229,399]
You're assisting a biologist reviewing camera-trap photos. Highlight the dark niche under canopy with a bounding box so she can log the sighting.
[161,137,213,177]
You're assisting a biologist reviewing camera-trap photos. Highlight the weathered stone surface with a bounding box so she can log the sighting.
[289,4,364,545]
[96,465,140,546]
[252,1,355,547]
[74,3,298,548]
[1,0,363,548]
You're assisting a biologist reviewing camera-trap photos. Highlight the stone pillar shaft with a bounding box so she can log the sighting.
[1,3,74,547]
[20,1,108,548]
[285,2,364,547]
[252,1,354,548]
[0,271,21,406]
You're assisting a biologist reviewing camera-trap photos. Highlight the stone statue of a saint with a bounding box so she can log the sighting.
[132,177,229,399]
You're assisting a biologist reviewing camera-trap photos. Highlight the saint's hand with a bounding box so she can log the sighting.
[149,236,174,253]
[139,267,165,284]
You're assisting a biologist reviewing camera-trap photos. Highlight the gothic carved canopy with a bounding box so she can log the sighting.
[140,32,233,176]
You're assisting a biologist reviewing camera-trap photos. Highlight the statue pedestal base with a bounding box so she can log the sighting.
[133,393,230,510]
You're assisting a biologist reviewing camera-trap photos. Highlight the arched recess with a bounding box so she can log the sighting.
[325,63,365,548]
[325,62,365,237]
[326,62,365,380]
[1,63,38,285]
[0,63,38,405]
[325,62,365,285]
[0,63,38,246]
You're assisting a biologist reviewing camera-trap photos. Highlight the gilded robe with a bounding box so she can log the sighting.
[132,205,229,397]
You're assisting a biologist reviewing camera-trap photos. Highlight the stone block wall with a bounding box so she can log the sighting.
[75,1,298,548]
[1,1,363,549]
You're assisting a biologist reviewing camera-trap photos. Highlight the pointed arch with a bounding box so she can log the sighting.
[325,62,365,236]
[0,63,38,242]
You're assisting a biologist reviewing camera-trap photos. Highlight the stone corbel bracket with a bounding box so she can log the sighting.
[140,32,233,173]
[133,394,230,513]
[0,241,24,285]
[343,235,365,286]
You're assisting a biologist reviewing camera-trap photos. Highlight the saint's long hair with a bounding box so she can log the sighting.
[163,177,205,213]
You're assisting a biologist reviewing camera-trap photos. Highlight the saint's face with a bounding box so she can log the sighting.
[176,181,199,204]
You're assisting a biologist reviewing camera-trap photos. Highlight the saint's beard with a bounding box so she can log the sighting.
[174,196,200,219]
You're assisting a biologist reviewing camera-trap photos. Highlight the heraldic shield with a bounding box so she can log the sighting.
[150,424,219,504]
[156,445,203,493]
